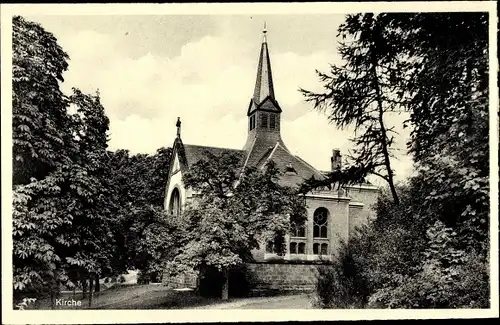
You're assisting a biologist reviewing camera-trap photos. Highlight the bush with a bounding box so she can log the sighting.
[313,232,371,308]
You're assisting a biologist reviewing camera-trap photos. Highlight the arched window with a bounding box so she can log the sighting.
[169,188,181,216]
[313,207,329,238]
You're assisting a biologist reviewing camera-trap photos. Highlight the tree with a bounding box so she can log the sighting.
[312,12,490,309]
[301,13,411,205]
[165,151,307,300]
[12,15,73,185]
[65,88,124,304]
[12,17,125,305]
[108,147,173,282]
[394,13,489,254]
[12,16,75,305]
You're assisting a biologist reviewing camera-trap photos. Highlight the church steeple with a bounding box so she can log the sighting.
[252,22,275,105]
[243,24,286,153]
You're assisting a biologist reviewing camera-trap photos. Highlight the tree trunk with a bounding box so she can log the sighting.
[82,278,88,299]
[95,276,100,293]
[88,276,94,308]
[369,43,400,206]
[221,269,229,301]
[50,289,55,310]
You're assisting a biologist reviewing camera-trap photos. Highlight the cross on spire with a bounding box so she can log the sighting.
[176,117,181,138]
[262,21,267,43]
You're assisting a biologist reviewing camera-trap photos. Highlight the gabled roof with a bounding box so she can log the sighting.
[252,142,326,188]
[182,144,245,169]
[247,96,282,116]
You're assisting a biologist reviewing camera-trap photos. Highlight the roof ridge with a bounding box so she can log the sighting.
[241,136,257,172]
[258,142,280,170]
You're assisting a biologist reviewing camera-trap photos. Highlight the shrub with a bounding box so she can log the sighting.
[314,229,372,308]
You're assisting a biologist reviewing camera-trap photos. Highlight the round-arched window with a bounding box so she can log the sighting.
[169,188,181,216]
[313,207,329,238]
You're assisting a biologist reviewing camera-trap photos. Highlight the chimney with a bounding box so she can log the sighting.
[331,149,342,171]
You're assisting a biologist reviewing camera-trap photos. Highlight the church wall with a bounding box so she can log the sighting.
[346,185,379,221]
[164,152,188,213]
[305,195,350,255]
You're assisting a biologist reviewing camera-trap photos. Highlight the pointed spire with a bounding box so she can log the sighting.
[176,117,181,138]
[253,23,275,105]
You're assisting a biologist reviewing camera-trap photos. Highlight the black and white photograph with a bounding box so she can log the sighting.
[1,1,498,323]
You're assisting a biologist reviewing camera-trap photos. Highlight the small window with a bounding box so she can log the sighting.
[260,113,268,128]
[250,115,256,130]
[298,243,306,254]
[320,244,328,255]
[290,242,297,254]
[270,114,276,129]
[313,243,320,255]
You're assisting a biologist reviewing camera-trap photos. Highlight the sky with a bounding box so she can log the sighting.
[27,14,414,183]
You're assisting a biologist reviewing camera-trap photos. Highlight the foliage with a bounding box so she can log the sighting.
[395,12,489,255]
[12,15,73,185]
[165,151,307,298]
[108,147,173,280]
[301,13,411,204]
[12,16,125,305]
[311,12,489,309]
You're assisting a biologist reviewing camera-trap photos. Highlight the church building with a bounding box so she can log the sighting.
[163,26,378,278]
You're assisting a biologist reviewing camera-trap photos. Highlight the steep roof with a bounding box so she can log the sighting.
[253,33,275,105]
[251,142,326,188]
[183,144,244,167]
[179,144,245,172]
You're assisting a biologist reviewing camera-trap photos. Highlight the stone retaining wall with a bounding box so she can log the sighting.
[162,272,197,289]
[245,262,318,295]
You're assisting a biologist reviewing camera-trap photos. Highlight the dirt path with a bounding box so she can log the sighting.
[196,294,314,309]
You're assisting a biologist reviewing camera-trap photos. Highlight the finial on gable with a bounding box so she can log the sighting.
[176,117,181,138]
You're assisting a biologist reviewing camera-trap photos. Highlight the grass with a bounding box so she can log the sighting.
[23,284,315,310]
[26,284,219,310]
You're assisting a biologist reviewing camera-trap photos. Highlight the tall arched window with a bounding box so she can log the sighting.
[313,207,329,238]
[169,188,181,216]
